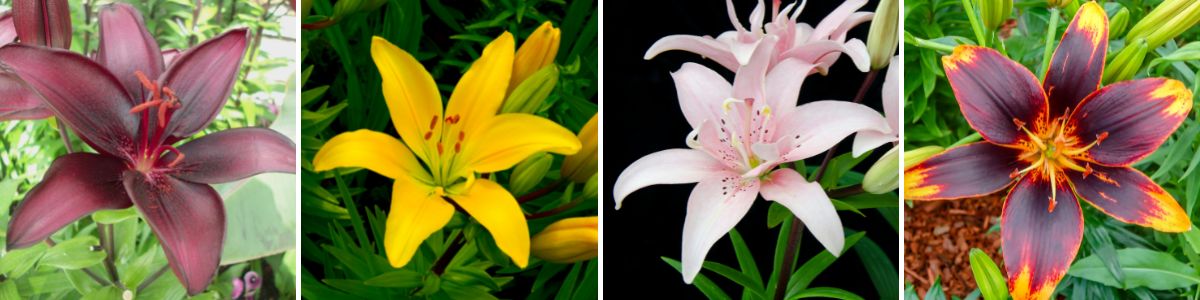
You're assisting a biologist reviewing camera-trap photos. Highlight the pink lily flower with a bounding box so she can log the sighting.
[614,35,890,283]
[645,0,872,73]
[852,55,899,156]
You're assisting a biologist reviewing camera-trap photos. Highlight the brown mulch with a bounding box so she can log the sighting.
[905,193,1005,298]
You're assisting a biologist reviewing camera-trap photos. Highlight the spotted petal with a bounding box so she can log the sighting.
[671,63,732,130]
[680,171,759,284]
[613,148,728,209]
[1002,173,1083,300]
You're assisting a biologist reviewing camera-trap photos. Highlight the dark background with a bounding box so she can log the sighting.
[602,0,897,298]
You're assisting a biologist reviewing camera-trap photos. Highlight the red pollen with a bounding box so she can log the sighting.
[458,131,464,140]
[437,143,444,154]
[454,142,461,153]
[424,131,433,140]
[429,115,438,130]
[1096,132,1109,142]
[1011,118,1026,128]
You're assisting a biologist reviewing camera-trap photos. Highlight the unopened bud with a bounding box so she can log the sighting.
[1102,39,1148,85]
[981,0,1012,30]
[560,113,598,183]
[863,146,900,194]
[1126,0,1200,49]
[501,65,558,114]
[1108,7,1130,39]
[531,216,598,263]
[866,0,898,70]
[510,153,553,195]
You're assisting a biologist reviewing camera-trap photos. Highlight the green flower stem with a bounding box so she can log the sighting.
[56,122,74,154]
[949,132,983,148]
[525,196,585,220]
[137,266,169,293]
[1040,8,1060,81]
[97,224,126,290]
[961,0,989,47]
[432,234,465,275]
[45,238,112,287]
[516,179,565,204]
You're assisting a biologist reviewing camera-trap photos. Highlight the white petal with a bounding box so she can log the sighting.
[613,148,728,209]
[759,168,844,255]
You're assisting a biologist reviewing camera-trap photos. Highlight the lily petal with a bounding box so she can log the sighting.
[0,12,16,44]
[312,129,431,184]
[445,32,514,139]
[681,172,760,283]
[760,168,844,255]
[96,3,165,103]
[809,0,867,42]
[12,0,71,48]
[123,171,226,296]
[448,179,530,268]
[731,35,778,102]
[160,28,249,140]
[464,113,581,174]
[383,176,452,268]
[1002,173,1083,300]
[171,128,296,184]
[778,40,868,73]
[1044,2,1107,114]
[7,153,131,249]
[1068,78,1192,166]
[904,142,1023,200]
[852,57,900,156]
[764,58,818,112]
[612,148,728,209]
[644,35,739,71]
[370,36,443,163]
[671,63,731,130]
[942,46,1048,146]
[1069,166,1190,232]
[775,100,890,161]
[0,72,50,120]
[0,44,137,156]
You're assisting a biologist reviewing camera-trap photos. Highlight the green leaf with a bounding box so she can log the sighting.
[729,229,764,289]
[1069,248,1200,290]
[0,281,18,299]
[364,270,423,288]
[81,286,126,300]
[701,261,766,299]
[219,177,297,265]
[443,267,501,291]
[0,242,47,277]
[855,236,897,300]
[968,248,1007,300]
[786,232,868,295]
[92,207,139,224]
[767,202,790,229]
[663,257,731,300]
[788,287,863,300]
[41,236,105,270]
[925,277,947,300]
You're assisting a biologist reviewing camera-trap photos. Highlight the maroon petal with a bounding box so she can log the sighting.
[7,153,131,249]
[1068,78,1192,166]
[942,46,1049,146]
[122,171,225,296]
[1001,173,1083,300]
[1043,2,1107,114]
[904,142,1024,200]
[0,44,137,156]
[162,49,180,67]
[96,3,165,103]
[0,72,50,120]
[160,29,249,141]
[169,127,296,184]
[12,0,71,49]
[0,12,17,44]
[1069,166,1190,232]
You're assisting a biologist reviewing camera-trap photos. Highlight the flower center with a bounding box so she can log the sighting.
[422,113,471,185]
[127,71,185,174]
[718,97,773,171]
[1009,115,1108,212]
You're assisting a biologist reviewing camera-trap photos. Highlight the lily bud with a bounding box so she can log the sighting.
[512,21,561,94]
[1126,0,1200,49]
[1108,7,1130,39]
[531,216,598,264]
[561,113,598,183]
[863,146,899,194]
[581,173,599,201]
[1046,0,1070,9]
[866,0,898,70]
[509,152,553,196]
[12,0,72,49]
[904,145,945,169]
[1102,39,1147,85]
[981,0,1012,30]
[500,65,558,114]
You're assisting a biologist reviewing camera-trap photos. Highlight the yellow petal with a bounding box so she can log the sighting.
[447,179,530,268]
[445,32,515,142]
[313,129,432,184]
[384,177,454,268]
[511,21,561,94]
[531,216,598,263]
[371,36,443,164]
[463,113,581,174]
[561,113,598,183]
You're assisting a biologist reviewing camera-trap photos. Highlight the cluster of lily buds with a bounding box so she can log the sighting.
[1106,0,1200,83]
[530,216,598,263]
[1108,7,1130,39]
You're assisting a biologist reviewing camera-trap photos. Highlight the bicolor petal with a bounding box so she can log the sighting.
[1043,1,1107,114]
[644,35,738,71]
[680,172,759,283]
[383,177,452,268]
[1068,78,1192,166]
[904,142,1023,200]
[1001,174,1083,300]
[160,28,249,140]
[123,172,226,296]
[671,63,732,130]
[1069,166,1190,232]
[371,36,443,163]
[464,113,581,174]
[7,153,131,249]
[170,128,296,184]
[942,46,1048,146]
[96,3,165,103]
[760,168,844,255]
[0,44,137,156]
[448,179,530,268]
[312,129,431,183]
[612,148,729,208]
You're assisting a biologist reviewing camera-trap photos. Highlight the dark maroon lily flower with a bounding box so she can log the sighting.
[1,3,295,296]
[0,0,71,120]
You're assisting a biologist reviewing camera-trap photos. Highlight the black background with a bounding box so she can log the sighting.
[602,0,897,298]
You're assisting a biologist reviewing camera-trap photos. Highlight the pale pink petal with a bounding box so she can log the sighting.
[681,172,760,283]
[789,0,808,19]
[841,38,870,72]
[809,0,867,42]
[725,0,747,32]
[764,58,818,110]
[645,34,739,71]
[732,35,778,100]
[0,12,15,44]
[749,0,766,34]
[728,37,762,67]
[778,39,868,72]
[760,168,844,255]
[775,100,889,161]
[613,148,728,209]
[672,63,732,130]
[851,130,894,157]
[830,12,873,42]
[850,56,900,156]
[698,120,745,171]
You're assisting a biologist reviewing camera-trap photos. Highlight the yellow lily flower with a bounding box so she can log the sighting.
[561,113,598,183]
[510,21,560,94]
[312,32,581,269]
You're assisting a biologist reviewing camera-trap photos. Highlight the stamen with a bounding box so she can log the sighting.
[1013,156,1043,177]
[157,100,171,127]
[1064,132,1108,156]
[1014,118,1045,149]
[1048,170,1058,213]
[437,143,444,155]
[129,99,164,114]
[161,146,186,168]
[430,115,439,130]
[454,142,461,153]
[1082,163,1094,179]
[135,71,161,100]
[424,131,433,140]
